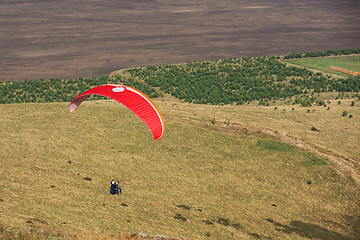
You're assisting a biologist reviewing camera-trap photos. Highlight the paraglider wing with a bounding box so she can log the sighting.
[70,85,165,140]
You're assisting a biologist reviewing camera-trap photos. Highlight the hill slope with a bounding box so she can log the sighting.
[1,99,359,239]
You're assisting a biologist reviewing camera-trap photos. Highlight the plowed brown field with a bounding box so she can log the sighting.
[1,0,360,82]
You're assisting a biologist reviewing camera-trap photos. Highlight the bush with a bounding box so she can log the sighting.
[217,217,230,226]
[311,127,319,132]
[203,220,214,225]
[174,214,187,221]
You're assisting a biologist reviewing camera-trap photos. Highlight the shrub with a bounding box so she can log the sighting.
[217,217,230,226]
[203,220,213,225]
[232,223,242,229]
[174,214,187,221]
[265,218,274,223]
[311,127,319,132]
[176,205,191,210]
[249,233,261,239]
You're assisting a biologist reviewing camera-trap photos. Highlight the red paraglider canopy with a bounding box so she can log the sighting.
[70,84,165,140]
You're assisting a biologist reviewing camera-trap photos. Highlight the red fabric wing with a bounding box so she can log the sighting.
[70,85,165,140]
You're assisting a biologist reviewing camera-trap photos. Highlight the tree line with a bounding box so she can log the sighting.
[126,56,359,105]
[0,75,159,104]
[283,48,360,59]
[1,53,359,106]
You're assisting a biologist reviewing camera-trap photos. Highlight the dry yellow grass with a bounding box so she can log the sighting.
[1,97,359,239]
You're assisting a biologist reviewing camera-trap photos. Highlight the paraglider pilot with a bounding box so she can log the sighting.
[110,179,121,195]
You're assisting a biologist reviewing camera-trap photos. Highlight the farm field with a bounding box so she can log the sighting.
[1,0,360,82]
[1,96,359,239]
[285,55,360,78]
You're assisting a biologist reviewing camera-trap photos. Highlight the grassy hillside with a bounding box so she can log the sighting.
[1,99,359,239]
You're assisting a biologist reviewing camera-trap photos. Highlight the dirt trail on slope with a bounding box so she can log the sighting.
[260,128,360,185]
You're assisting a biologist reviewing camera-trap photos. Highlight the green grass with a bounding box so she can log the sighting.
[256,139,296,152]
[286,55,360,77]
[1,99,359,239]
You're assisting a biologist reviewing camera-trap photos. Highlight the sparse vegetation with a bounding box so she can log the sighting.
[1,54,359,107]
[1,50,360,239]
[0,224,66,240]
[1,96,359,240]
